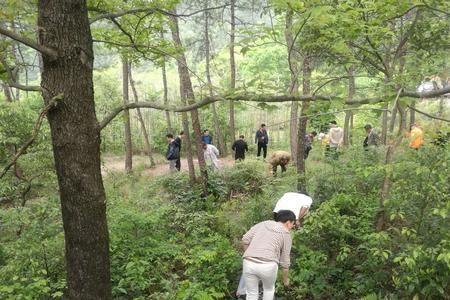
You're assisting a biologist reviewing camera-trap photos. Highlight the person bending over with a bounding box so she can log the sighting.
[273,192,313,228]
[268,150,291,176]
[241,210,296,300]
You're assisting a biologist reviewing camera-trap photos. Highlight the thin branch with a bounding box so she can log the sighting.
[0,26,57,59]
[0,95,62,179]
[0,56,41,91]
[407,105,450,123]
[89,4,230,24]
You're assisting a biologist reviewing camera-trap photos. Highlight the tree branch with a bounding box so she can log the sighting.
[99,94,332,130]
[407,105,450,123]
[0,94,62,179]
[0,56,42,91]
[89,4,230,24]
[100,86,450,130]
[346,86,450,104]
[0,26,57,59]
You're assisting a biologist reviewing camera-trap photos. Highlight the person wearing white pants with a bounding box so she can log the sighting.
[241,210,296,300]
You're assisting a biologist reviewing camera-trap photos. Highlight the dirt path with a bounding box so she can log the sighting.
[102,155,236,176]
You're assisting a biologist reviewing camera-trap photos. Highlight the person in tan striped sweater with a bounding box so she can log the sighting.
[240,210,296,300]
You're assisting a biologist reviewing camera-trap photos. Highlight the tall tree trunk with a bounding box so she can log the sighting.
[1,81,14,102]
[229,0,236,146]
[397,103,407,135]
[37,0,111,298]
[438,98,445,117]
[381,72,391,145]
[161,31,173,134]
[204,7,226,157]
[409,100,416,128]
[389,104,398,132]
[170,12,208,195]
[296,56,312,191]
[343,66,355,146]
[129,63,155,167]
[122,57,132,173]
[285,9,299,161]
[349,111,354,144]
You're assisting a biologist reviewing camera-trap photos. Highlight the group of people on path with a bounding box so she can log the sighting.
[166,119,447,174]
[237,192,313,299]
[166,123,319,174]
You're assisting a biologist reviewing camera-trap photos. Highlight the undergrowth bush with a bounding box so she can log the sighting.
[1,144,449,299]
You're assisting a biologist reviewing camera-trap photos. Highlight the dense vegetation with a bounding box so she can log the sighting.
[1,0,450,299]
[1,143,450,299]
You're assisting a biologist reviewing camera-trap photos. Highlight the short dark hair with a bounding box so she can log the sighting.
[166,133,174,138]
[364,124,372,129]
[179,131,184,135]
[203,129,209,133]
[261,123,266,127]
[276,210,296,223]
[330,120,337,125]
[311,131,317,136]
[239,135,244,139]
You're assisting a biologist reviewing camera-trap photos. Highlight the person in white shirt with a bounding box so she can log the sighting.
[273,192,313,227]
[202,142,220,171]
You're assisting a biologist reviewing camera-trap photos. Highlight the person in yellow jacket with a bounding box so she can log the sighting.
[409,124,424,149]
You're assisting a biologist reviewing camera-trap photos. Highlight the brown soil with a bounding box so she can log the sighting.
[101,155,236,177]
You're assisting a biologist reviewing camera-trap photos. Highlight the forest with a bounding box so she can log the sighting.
[0,0,450,299]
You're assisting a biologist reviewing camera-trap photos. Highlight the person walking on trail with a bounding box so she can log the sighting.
[255,124,269,160]
[241,210,295,300]
[202,142,220,171]
[409,123,424,150]
[273,192,313,228]
[166,133,181,172]
[232,135,249,161]
[329,121,343,159]
[363,124,379,149]
[202,129,213,144]
[304,131,317,160]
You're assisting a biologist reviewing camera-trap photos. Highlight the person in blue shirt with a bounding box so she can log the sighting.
[201,129,213,144]
[255,124,269,159]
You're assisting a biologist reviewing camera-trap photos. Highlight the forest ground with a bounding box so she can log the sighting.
[102,154,237,176]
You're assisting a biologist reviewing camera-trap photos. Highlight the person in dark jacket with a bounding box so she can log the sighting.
[363,124,379,149]
[201,129,213,144]
[232,135,249,161]
[166,131,184,172]
[304,131,317,159]
[255,124,269,159]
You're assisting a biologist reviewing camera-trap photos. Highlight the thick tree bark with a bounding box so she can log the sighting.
[129,63,155,166]
[204,7,226,157]
[229,0,236,145]
[122,57,133,173]
[170,12,208,194]
[161,31,173,134]
[343,66,355,146]
[37,0,111,298]
[296,56,312,191]
[285,9,299,161]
